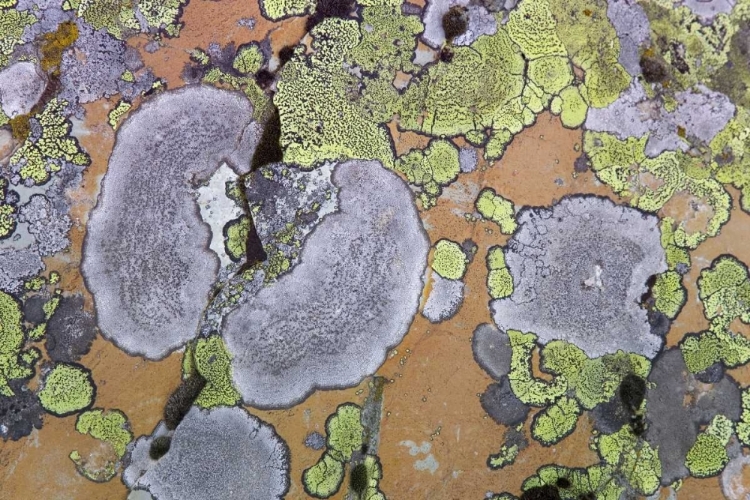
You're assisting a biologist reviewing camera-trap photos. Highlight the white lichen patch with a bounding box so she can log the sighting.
[196,163,244,268]
[491,196,667,359]
[222,160,429,408]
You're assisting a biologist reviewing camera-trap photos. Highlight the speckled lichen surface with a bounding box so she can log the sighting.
[2,0,750,499]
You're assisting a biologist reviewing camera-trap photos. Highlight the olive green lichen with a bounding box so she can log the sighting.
[548,0,630,108]
[233,43,264,75]
[260,0,314,21]
[431,239,468,281]
[597,424,662,496]
[685,414,733,478]
[38,363,96,416]
[486,246,513,299]
[550,85,588,128]
[660,218,691,271]
[62,0,139,39]
[651,271,687,320]
[531,395,581,446]
[224,216,250,263]
[475,188,517,234]
[488,443,520,470]
[394,140,460,208]
[0,9,36,69]
[184,336,241,409]
[541,340,650,410]
[10,99,90,185]
[507,330,567,407]
[521,464,624,500]
[304,451,345,498]
[107,100,132,130]
[70,408,132,482]
[275,19,395,169]
[0,291,34,396]
[585,130,731,249]
[710,106,750,213]
[303,403,367,498]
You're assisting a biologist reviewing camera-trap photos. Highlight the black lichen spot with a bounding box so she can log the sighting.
[149,435,172,460]
[350,462,368,495]
[255,69,275,89]
[578,493,596,500]
[306,0,355,32]
[480,378,530,426]
[45,294,97,363]
[695,362,726,384]
[252,107,283,171]
[639,274,658,307]
[555,477,571,489]
[164,374,206,431]
[619,373,647,412]
[0,381,44,441]
[521,485,561,500]
[439,47,454,63]
[278,45,295,66]
[630,413,646,436]
[23,296,46,324]
[573,153,589,173]
[647,309,671,338]
[442,6,469,41]
[639,54,668,83]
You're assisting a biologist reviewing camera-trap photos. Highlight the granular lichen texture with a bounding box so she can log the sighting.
[2,0,750,498]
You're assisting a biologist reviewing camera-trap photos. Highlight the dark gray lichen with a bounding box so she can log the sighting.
[82,85,260,359]
[491,196,666,359]
[45,294,97,363]
[472,323,512,380]
[0,380,44,441]
[305,431,326,450]
[645,349,741,485]
[134,406,289,500]
[222,160,429,408]
[481,377,530,427]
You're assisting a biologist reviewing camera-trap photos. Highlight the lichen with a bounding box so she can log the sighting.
[38,363,96,417]
[475,188,517,234]
[394,140,460,208]
[685,414,733,478]
[507,330,567,407]
[431,239,467,280]
[530,395,581,446]
[486,246,513,300]
[187,336,241,409]
[0,291,34,396]
[70,408,132,482]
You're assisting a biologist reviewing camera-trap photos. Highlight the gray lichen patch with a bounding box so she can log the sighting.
[18,194,71,256]
[45,294,97,363]
[0,61,46,118]
[0,248,43,294]
[480,377,530,426]
[82,85,260,360]
[645,349,742,485]
[222,160,429,408]
[472,323,512,380]
[422,273,464,323]
[606,0,650,77]
[585,81,735,157]
[491,196,667,359]
[131,407,289,500]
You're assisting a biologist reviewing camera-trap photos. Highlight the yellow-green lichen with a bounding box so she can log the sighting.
[488,443,520,470]
[597,425,662,496]
[233,43,264,75]
[10,99,90,185]
[394,140,460,208]
[189,336,241,408]
[507,330,567,407]
[651,271,687,320]
[685,415,733,478]
[0,291,34,396]
[260,0,314,21]
[431,239,468,281]
[521,464,623,500]
[107,100,132,130]
[486,246,513,299]
[531,395,581,446]
[475,188,517,234]
[303,451,345,498]
[326,403,364,462]
[38,363,95,416]
[0,9,37,69]
[70,408,133,481]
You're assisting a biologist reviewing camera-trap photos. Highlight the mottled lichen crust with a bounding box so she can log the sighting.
[134,406,289,500]
[491,196,667,359]
[82,86,259,360]
[223,160,429,408]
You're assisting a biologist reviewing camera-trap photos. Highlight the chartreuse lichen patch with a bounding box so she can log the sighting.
[0,290,35,396]
[431,239,468,281]
[9,99,90,185]
[38,363,96,417]
[394,140,460,209]
[685,414,733,478]
[486,246,513,300]
[303,403,388,499]
[70,409,133,482]
[182,336,240,409]
[681,255,750,374]
[475,189,517,234]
